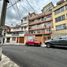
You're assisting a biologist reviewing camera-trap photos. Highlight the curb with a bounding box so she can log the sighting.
[0,54,19,67]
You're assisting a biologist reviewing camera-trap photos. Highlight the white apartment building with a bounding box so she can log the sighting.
[4,16,29,45]
[21,16,29,33]
[4,25,25,45]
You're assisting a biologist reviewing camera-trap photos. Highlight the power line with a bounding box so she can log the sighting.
[19,0,29,14]
[15,2,21,18]
[25,0,35,12]
[8,0,28,17]
[7,0,20,9]
[20,2,28,12]
[9,0,21,19]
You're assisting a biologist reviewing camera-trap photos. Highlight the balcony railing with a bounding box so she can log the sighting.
[30,31,52,35]
[29,12,52,21]
[29,26,51,31]
[29,19,52,26]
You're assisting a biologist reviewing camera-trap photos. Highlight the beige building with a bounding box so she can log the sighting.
[52,0,67,37]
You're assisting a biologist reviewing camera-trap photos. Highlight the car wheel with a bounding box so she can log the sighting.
[46,43,51,48]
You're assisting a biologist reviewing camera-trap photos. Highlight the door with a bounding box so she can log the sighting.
[19,37,24,43]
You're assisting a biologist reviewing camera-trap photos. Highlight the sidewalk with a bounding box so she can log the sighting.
[0,54,20,67]
[3,43,24,45]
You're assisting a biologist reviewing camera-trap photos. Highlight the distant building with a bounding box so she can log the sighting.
[28,2,54,43]
[21,16,29,33]
[21,16,29,44]
[42,2,54,12]
[5,25,25,44]
[52,0,67,37]
[4,16,29,45]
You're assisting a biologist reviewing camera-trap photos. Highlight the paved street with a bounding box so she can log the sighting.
[2,45,67,67]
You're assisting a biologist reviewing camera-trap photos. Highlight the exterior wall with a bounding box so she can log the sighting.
[5,31,25,44]
[35,35,43,43]
[5,37,16,44]
[42,2,54,12]
[52,1,67,38]
[11,27,21,32]
[28,3,54,43]
[29,13,52,35]
[21,16,29,32]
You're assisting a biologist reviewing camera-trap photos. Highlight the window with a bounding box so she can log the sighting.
[12,37,16,41]
[45,22,52,27]
[43,15,51,21]
[56,24,66,30]
[55,15,65,22]
[45,29,51,33]
[7,38,10,43]
[24,26,27,29]
[48,36,51,39]
[46,15,51,18]
[43,17,46,21]
[65,5,67,10]
[55,6,64,15]
[37,30,40,33]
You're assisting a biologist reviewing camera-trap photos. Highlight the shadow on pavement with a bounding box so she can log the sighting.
[51,47,67,50]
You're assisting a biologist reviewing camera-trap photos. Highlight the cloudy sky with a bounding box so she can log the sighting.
[0,0,60,26]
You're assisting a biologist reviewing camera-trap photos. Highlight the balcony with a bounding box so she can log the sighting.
[29,12,52,21]
[29,19,52,26]
[21,22,28,27]
[29,26,51,31]
[11,28,22,32]
[30,31,51,35]
[6,31,25,37]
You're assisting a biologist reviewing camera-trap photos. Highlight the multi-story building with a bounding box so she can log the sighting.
[52,0,67,37]
[5,25,25,44]
[28,2,54,43]
[5,16,29,45]
[21,16,29,33]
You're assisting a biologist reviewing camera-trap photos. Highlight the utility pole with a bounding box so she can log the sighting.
[0,0,9,61]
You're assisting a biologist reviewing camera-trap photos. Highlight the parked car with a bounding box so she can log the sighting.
[26,40,41,46]
[45,36,67,48]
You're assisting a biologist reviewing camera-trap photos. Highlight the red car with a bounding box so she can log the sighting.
[26,40,41,46]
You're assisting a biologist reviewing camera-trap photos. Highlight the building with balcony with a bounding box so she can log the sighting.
[21,16,29,33]
[52,0,67,37]
[28,2,54,43]
[5,16,29,44]
[5,25,25,44]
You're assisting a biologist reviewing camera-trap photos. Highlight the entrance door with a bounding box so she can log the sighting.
[19,37,24,43]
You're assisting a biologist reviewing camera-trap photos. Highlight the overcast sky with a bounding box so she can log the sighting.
[0,0,60,26]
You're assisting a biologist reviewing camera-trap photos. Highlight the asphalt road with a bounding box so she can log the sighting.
[2,45,67,67]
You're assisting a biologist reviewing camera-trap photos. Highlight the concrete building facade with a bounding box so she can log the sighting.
[5,16,29,45]
[21,16,29,33]
[52,0,67,37]
[5,26,25,44]
[28,2,54,43]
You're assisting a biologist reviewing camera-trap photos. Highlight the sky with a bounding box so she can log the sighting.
[0,0,60,26]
